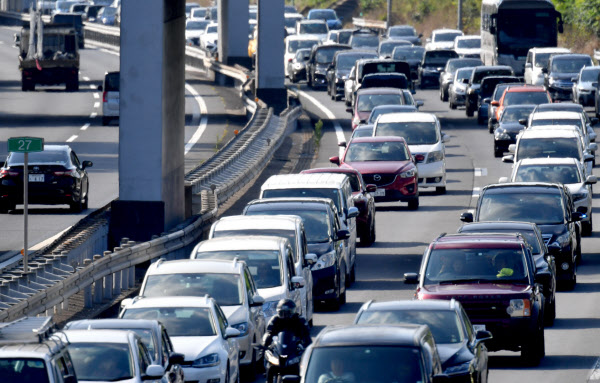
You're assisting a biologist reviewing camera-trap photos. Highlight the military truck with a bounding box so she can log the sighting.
[18,23,80,91]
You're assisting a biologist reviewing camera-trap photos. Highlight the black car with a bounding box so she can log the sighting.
[465,66,514,118]
[544,54,593,101]
[285,325,450,383]
[439,58,483,102]
[326,50,377,101]
[348,29,380,52]
[386,25,422,45]
[478,76,521,126]
[418,49,459,89]
[532,102,599,136]
[458,221,557,325]
[460,182,582,290]
[0,145,92,213]
[492,104,535,157]
[378,40,412,59]
[487,82,523,132]
[288,48,311,84]
[355,299,491,382]
[51,13,85,48]
[360,73,409,91]
[243,197,350,309]
[392,46,425,82]
[306,44,351,88]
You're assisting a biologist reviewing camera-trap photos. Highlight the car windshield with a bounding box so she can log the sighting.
[338,53,376,70]
[424,247,528,284]
[493,84,512,101]
[213,228,297,258]
[191,8,206,18]
[305,346,424,383]
[143,273,243,306]
[193,250,283,289]
[316,48,345,64]
[206,25,217,33]
[263,188,342,213]
[551,58,592,73]
[434,32,462,42]
[309,9,336,20]
[392,47,425,61]
[531,119,583,131]
[352,127,374,138]
[455,68,474,81]
[246,208,331,243]
[122,307,216,337]
[111,328,157,362]
[534,52,554,68]
[285,17,302,28]
[345,141,409,162]
[288,39,318,53]
[379,41,411,56]
[456,38,480,48]
[514,164,581,184]
[369,107,415,123]
[580,68,600,82]
[473,69,513,83]
[424,50,458,65]
[357,94,403,112]
[478,192,565,224]
[69,343,134,382]
[375,121,438,145]
[390,27,415,37]
[356,310,464,344]
[187,20,208,30]
[351,35,380,48]
[300,23,328,34]
[517,137,580,160]
[8,150,68,165]
[446,59,481,73]
[503,92,549,106]
[500,106,534,122]
[0,358,50,383]
[461,228,541,254]
[338,30,352,44]
[101,6,116,16]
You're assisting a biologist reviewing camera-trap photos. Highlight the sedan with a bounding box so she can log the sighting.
[330,136,419,210]
[348,88,406,130]
[288,48,311,83]
[355,299,491,383]
[493,104,536,157]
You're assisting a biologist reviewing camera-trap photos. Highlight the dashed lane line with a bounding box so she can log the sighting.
[474,168,487,177]
[66,135,78,142]
[472,187,481,198]
[93,102,100,108]
[90,112,97,118]
[93,93,99,99]
[80,123,90,131]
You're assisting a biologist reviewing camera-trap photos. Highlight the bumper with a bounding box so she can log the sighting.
[494,138,515,153]
[471,317,538,352]
[181,365,223,383]
[312,73,327,86]
[416,161,445,188]
[311,264,339,301]
[372,178,418,202]
[548,86,573,101]
[0,184,78,205]
[577,92,595,106]
[236,334,252,365]
[450,92,466,105]
[420,72,441,87]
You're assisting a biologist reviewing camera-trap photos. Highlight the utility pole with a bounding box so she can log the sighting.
[387,0,392,29]
[457,0,463,30]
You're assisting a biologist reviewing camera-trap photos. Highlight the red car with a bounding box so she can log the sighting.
[329,136,419,210]
[301,167,378,246]
[491,86,551,122]
[347,87,406,130]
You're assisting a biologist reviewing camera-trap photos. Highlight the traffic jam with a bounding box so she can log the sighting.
[2,0,600,382]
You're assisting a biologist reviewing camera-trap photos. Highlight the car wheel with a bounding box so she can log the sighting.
[449,100,457,110]
[69,198,83,213]
[435,186,446,195]
[521,322,545,366]
[545,295,556,327]
[407,197,419,210]
[488,120,495,134]
[582,215,593,237]
[360,217,375,246]
[494,146,503,158]
[82,192,89,210]
[439,87,443,101]
[244,348,257,381]
[102,116,109,126]
[0,202,9,214]
[349,263,356,284]
[466,106,474,117]
[477,113,485,125]
[563,261,577,290]
[442,88,448,102]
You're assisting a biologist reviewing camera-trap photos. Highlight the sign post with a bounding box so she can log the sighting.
[7,137,44,273]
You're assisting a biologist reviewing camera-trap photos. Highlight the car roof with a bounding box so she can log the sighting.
[122,296,214,309]
[61,329,134,344]
[530,47,570,53]
[531,111,581,120]
[349,136,407,144]
[473,65,513,72]
[357,87,405,95]
[300,19,326,24]
[460,221,537,232]
[286,35,320,42]
[516,157,578,166]
[505,86,546,93]
[520,129,580,138]
[432,28,462,34]
[482,182,563,194]
[245,197,335,211]
[195,236,287,251]
[376,112,436,123]
[214,215,301,230]
[551,53,591,60]
[314,324,429,347]
[65,319,161,332]
[535,103,584,112]
[456,35,480,40]
[433,233,525,249]
[147,258,243,275]
[262,173,348,190]
[361,299,458,312]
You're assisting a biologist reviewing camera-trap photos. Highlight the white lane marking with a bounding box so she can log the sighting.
[89,84,96,90]
[0,41,4,45]
[93,102,100,108]
[81,123,90,131]
[90,112,98,118]
[184,83,209,155]
[472,187,481,198]
[66,135,78,142]
[474,168,487,177]
[93,93,100,99]
[83,76,90,81]
[589,358,600,381]
[99,47,120,56]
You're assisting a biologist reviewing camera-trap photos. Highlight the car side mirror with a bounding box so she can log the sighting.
[585,175,598,185]
[591,117,599,125]
[251,294,265,307]
[346,107,353,114]
[571,212,584,222]
[508,144,516,153]
[571,77,578,82]
[589,143,598,152]
[534,270,552,287]
[541,67,548,74]
[491,101,500,107]
[525,63,532,69]
[169,352,185,366]
[502,155,514,163]
[442,133,450,143]
[418,33,423,38]
[291,276,305,289]
[460,212,474,222]
[498,176,509,183]
[81,160,93,169]
[97,85,103,91]
[224,327,241,339]
[462,78,469,84]
[336,229,350,240]
[144,365,166,380]
[483,98,491,104]
[329,156,340,165]
[584,154,594,162]
[347,206,359,219]
[304,253,318,265]
[403,272,419,284]
[366,184,377,193]
[518,118,528,126]
[416,100,424,108]
[338,141,347,148]
[472,330,493,348]
[281,376,301,383]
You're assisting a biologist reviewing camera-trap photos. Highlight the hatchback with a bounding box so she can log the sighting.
[100,71,119,125]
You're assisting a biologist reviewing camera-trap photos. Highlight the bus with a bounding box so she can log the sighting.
[480,0,563,76]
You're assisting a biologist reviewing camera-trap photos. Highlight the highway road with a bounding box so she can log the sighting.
[0,26,245,259]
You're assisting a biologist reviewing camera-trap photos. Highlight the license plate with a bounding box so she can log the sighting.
[29,174,44,182]
[374,189,385,197]
[473,324,486,332]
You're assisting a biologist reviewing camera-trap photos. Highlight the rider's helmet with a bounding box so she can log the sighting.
[276,299,296,319]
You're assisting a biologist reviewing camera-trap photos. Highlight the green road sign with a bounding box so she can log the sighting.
[8,137,44,153]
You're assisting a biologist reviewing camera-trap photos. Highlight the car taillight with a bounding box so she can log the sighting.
[288,58,293,62]
[103,91,107,102]
[0,169,18,178]
[53,170,77,177]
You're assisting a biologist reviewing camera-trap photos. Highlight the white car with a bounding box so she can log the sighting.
[296,20,328,42]
[100,71,119,126]
[502,158,597,236]
[120,296,241,383]
[453,35,481,58]
[58,329,165,383]
[425,28,463,51]
[285,12,304,36]
[191,236,308,322]
[528,111,597,151]
[573,66,600,106]
[448,67,475,109]
[524,47,571,85]
[185,19,210,46]
[373,112,450,194]
[129,258,266,373]
[208,214,316,325]
[200,22,219,52]
[189,7,207,20]
[284,35,319,77]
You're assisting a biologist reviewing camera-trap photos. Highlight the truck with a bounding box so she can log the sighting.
[18,22,80,91]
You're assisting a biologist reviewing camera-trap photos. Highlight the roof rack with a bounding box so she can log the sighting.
[0,317,55,345]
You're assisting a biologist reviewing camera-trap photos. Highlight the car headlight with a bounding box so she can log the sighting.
[353,117,360,126]
[444,360,471,375]
[454,86,466,95]
[572,191,588,201]
[494,129,510,140]
[506,299,531,317]
[579,88,592,93]
[400,168,416,178]
[231,322,249,336]
[312,251,336,270]
[262,301,278,318]
[551,232,570,247]
[468,88,474,95]
[193,353,220,368]
[425,150,444,164]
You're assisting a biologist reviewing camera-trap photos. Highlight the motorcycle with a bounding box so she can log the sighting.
[264,331,305,383]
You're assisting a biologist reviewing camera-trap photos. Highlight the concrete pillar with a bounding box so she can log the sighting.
[110,0,186,247]
[255,0,286,113]
[218,0,250,67]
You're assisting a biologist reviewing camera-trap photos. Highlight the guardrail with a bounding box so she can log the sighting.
[352,17,387,30]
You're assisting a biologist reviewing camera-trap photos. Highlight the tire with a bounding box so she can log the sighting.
[582,215,593,237]
[494,147,503,158]
[563,261,577,290]
[0,202,8,214]
[307,73,313,88]
[21,81,28,91]
[436,186,446,195]
[69,198,83,213]
[521,325,545,366]
[407,197,419,210]
[450,100,457,110]
[442,87,448,102]
[477,113,485,125]
[466,106,474,117]
[439,87,444,101]
[545,296,556,327]
[102,116,109,126]
[82,191,89,210]
[349,263,356,283]
[360,216,375,246]
[488,120,494,133]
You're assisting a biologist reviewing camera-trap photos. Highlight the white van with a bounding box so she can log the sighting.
[524,47,570,85]
[99,71,119,125]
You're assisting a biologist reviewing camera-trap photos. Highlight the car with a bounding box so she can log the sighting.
[67,4,85,16]
[243,197,350,309]
[63,319,185,383]
[373,112,450,194]
[329,28,353,44]
[307,8,342,30]
[544,54,594,101]
[386,25,422,45]
[306,44,351,88]
[460,182,582,289]
[524,47,570,85]
[366,105,419,125]
[185,2,200,18]
[465,66,515,118]
[491,86,551,124]
[205,6,217,20]
[284,35,320,78]
[418,49,459,89]
[0,145,92,213]
[493,104,536,157]
[348,29,380,52]
[296,19,328,42]
[0,317,78,383]
[185,19,210,46]
[191,236,309,323]
[378,40,413,59]
[83,4,104,21]
[344,58,398,106]
[200,22,218,53]
[99,70,119,125]
[322,30,340,45]
[354,299,491,382]
[349,124,374,140]
[480,77,521,129]
[572,66,600,106]
[453,35,481,58]
[97,6,117,25]
[392,46,426,82]
[348,87,407,130]
[531,102,600,143]
[439,58,483,102]
[290,324,449,383]
[131,258,266,373]
[300,167,377,246]
[284,13,304,36]
[288,48,312,83]
[457,221,558,325]
[448,67,475,109]
[120,296,241,383]
[425,28,464,51]
[189,7,207,20]
[326,50,377,100]
[502,158,596,236]
[404,233,547,365]
[528,111,597,155]
[58,329,166,383]
[53,1,79,15]
[329,136,419,209]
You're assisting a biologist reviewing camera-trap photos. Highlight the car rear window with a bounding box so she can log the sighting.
[517,137,580,160]
[375,121,438,145]
[8,150,68,165]
[503,92,549,106]
[105,73,119,91]
[478,192,564,224]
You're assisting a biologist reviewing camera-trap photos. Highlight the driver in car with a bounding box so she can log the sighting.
[318,358,356,383]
